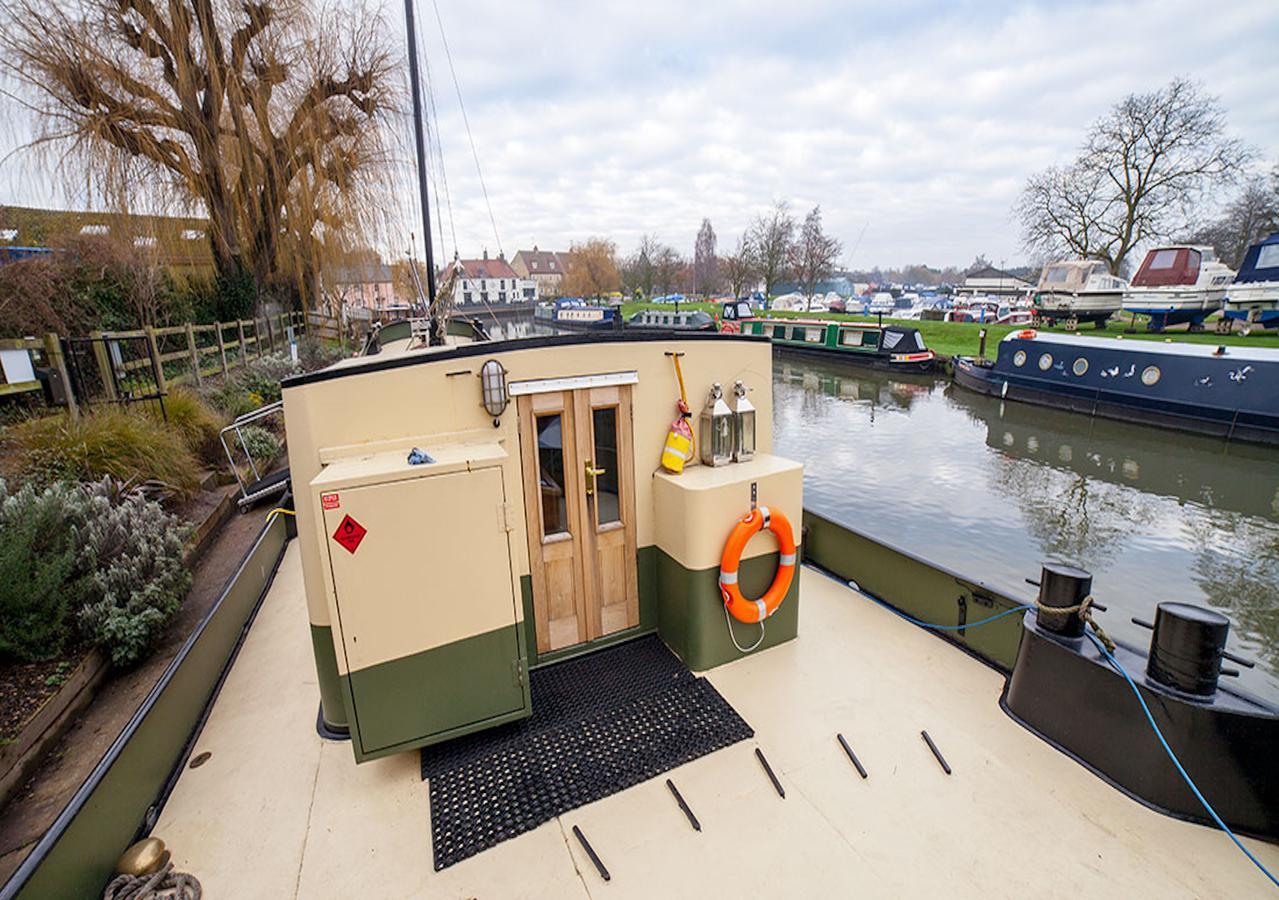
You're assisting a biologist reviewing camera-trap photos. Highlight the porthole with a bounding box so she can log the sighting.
[1012,350,1027,367]
[1038,353,1053,371]
[1141,365,1161,386]
[1072,357,1089,376]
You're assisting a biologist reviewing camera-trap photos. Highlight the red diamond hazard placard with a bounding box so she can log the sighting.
[332,514,367,554]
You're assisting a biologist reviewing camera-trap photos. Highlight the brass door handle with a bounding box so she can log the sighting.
[584,460,605,495]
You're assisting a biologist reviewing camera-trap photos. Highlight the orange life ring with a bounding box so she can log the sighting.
[719,506,797,624]
[1016,329,1038,340]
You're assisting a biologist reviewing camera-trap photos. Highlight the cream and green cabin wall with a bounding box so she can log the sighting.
[283,336,793,749]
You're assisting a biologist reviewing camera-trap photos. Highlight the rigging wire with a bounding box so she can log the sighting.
[421,41,458,259]
[430,0,504,258]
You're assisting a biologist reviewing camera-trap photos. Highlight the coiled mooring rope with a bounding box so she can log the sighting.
[103,863,201,900]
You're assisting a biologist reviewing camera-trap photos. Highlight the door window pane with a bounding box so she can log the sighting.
[592,406,621,525]
[536,413,568,536]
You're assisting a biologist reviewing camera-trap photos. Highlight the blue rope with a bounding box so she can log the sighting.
[849,583,1032,631]
[1084,632,1279,890]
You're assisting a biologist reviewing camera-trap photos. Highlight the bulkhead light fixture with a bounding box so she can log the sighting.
[480,359,508,425]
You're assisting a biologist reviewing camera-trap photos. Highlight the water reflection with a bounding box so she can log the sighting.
[772,355,1279,699]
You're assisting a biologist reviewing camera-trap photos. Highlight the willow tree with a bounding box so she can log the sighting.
[1,0,399,306]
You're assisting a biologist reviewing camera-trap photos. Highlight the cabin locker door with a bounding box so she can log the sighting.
[323,466,528,756]
[517,386,639,654]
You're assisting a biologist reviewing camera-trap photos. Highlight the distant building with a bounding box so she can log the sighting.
[957,266,1033,298]
[329,262,397,311]
[448,252,537,307]
[0,204,213,278]
[510,246,572,298]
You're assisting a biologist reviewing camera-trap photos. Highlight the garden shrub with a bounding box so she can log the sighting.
[153,387,226,467]
[7,408,202,499]
[198,353,298,418]
[237,424,281,464]
[0,478,190,666]
[75,479,191,667]
[0,481,83,661]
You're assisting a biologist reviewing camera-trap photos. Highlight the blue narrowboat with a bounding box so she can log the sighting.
[952,330,1279,445]
[533,297,620,330]
[1223,232,1279,333]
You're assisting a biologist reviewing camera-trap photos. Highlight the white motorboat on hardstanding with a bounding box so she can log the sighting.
[1033,259,1128,329]
[1223,231,1279,334]
[1122,245,1235,332]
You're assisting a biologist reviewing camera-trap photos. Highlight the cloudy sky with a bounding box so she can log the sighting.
[400,0,1278,269]
[3,0,1277,270]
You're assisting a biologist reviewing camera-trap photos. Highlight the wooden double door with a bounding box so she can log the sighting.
[517,385,640,653]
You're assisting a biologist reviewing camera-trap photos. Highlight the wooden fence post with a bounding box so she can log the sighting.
[185,322,202,386]
[216,322,229,375]
[145,326,167,394]
[43,332,78,420]
[255,318,264,359]
[265,315,275,353]
[236,320,247,368]
[90,330,118,401]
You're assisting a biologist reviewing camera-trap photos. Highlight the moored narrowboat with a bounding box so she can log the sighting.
[1223,231,1279,333]
[626,307,716,330]
[533,297,621,330]
[720,300,935,371]
[952,330,1279,445]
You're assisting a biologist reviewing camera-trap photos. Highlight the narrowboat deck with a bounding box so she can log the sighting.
[151,543,1278,897]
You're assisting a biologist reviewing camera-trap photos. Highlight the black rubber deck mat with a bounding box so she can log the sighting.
[420,634,753,869]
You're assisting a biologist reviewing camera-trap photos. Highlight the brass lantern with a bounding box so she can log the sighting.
[732,380,755,462]
[699,383,734,467]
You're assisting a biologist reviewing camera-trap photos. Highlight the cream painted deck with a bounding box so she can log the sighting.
[155,542,1279,898]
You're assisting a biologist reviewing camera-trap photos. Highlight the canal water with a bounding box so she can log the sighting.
[491,319,1279,699]
[774,354,1279,701]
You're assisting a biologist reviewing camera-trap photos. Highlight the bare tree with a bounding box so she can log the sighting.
[1185,168,1279,268]
[789,206,842,301]
[1,0,399,305]
[747,200,795,298]
[692,218,719,297]
[722,234,758,298]
[621,234,659,298]
[652,244,684,296]
[1016,77,1253,275]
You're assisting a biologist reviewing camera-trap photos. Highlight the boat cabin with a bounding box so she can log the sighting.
[1131,245,1221,288]
[281,332,800,762]
[1037,260,1121,293]
[627,308,715,330]
[734,316,934,371]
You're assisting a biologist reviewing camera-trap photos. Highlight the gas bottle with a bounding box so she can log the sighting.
[660,399,695,473]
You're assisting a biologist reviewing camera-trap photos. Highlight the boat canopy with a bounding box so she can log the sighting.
[880,325,927,353]
[1131,247,1203,287]
[1235,232,1279,284]
[1038,260,1104,291]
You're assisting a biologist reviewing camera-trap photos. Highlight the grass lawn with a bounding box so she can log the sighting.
[618,300,1279,360]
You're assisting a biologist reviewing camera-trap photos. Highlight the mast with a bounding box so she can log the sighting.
[403,0,440,339]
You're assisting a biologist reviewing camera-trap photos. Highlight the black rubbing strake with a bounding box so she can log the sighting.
[921,730,952,774]
[420,635,753,869]
[755,747,785,798]
[837,733,868,779]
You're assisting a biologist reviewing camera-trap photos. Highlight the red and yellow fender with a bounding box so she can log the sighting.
[719,506,797,624]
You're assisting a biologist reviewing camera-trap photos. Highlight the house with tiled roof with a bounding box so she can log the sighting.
[510,246,573,298]
[447,251,538,306]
